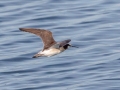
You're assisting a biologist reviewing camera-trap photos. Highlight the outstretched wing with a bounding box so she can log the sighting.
[59,39,71,47]
[19,28,56,50]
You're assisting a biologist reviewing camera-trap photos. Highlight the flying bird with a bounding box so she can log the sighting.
[19,28,78,58]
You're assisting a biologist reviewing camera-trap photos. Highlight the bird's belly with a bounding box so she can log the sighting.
[41,48,61,57]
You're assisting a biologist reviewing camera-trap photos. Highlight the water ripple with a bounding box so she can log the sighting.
[0,0,120,90]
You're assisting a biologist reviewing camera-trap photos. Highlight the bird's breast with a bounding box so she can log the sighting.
[40,48,61,57]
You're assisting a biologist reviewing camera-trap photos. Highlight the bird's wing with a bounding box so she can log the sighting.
[19,28,56,50]
[59,39,71,47]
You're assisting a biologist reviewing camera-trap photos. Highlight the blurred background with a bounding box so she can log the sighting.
[0,0,120,90]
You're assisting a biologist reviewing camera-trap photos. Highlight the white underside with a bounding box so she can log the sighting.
[38,48,62,57]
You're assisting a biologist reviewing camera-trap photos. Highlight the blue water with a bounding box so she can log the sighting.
[0,0,120,90]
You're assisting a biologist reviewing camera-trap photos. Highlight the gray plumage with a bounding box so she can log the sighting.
[19,28,72,58]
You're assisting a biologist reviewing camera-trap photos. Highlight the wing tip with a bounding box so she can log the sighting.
[19,28,25,31]
[67,39,71,42]
[69,39,71,41]
[19,28,31,32]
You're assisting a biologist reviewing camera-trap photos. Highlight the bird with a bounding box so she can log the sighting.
[19,28,78,58]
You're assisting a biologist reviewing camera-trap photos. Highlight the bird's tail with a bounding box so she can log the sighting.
[32,53,43,58]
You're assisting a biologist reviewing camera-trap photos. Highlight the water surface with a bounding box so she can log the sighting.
[0,0,120,90]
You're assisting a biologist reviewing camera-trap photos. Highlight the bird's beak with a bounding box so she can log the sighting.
[69,44,79,48]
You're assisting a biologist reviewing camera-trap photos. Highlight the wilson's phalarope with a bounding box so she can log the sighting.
[19,28,78,58]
